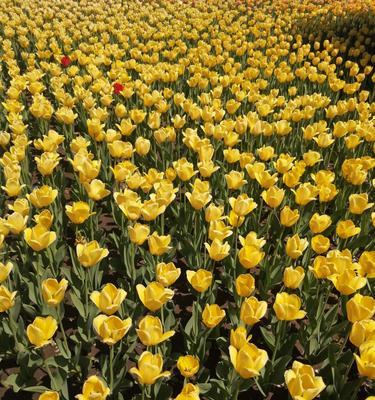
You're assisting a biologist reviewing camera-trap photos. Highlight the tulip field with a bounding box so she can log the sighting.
[0,0,375,399]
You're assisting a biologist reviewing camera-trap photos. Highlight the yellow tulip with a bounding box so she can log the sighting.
[229,194,257,216]
[156,262,181,287]
[175,383,200,400]
[76,376,110,400]
[90,283,127,315]
[186,269,213,293]
[1,177,25,197]
[39,391,59,400]
[346,294,375,323]
[230,326,252,350]
[336,220,361,239]
[204,239,230,261]
[329,269,367,295]
[261,186,285,208]
[26,185,58,208]
[309,213,332,233]
[65,201,95,224]
[358,251,375,278]
[136,282,174,312]
[84,179,110,201]
[24,225,56,251]
[280,206,300,227]
[235,273,255,297]
[273,292,306,321]
[34,209,54,229]
[285,361,326,400]
[177,355,199,378]
[130,351,170,385]
[136,315,175,346]
[8,198,29,216]
[93,314,131,345]
[0,261,13,283]
[26,316,58,347]
[240,296,267,325]
[202,304,225,328]
[128,223,150,245]
[5,212,28,234]
[229,343,268,379]
[283,266,305,289]
[354,340,375,380]
[42,278,68,306]
[238,245,265,269]
[148,232,171,256]
[285,234,308,259]
[76,241,109,268]
[311,234,330,254]
[349,193,373,215]
[0,285,17,312]
[350,320,375,347]
[225,170,247,190]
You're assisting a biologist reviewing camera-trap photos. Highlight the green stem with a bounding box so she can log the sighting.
[44,362,56,389]
[110,345,114,394]
[254,376,266,397]
[57,306,69,354]
[272,320,285,363]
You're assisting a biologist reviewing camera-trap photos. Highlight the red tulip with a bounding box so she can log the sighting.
[61,56,71,68]
[113,82,124,94]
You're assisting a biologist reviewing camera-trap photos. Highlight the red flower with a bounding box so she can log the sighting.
[61,56,71,68]
[113,82,124,94]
